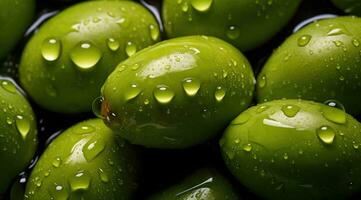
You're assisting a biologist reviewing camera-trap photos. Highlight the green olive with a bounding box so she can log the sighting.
[0,79,37,194]
[24,119,140,200]
[101,36,255,149]
[220,99,361,200]
[0,0,35,60]
[162,0,301,51]
[19,1,160,113]
[147,168,240,200]
[257,16,361,116]
[331,0,361,15]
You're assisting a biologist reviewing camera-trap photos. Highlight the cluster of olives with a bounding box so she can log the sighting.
[1,0,361,199]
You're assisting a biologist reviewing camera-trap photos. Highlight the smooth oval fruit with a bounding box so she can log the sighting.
[220,99,361,200]
[331,0,361,15]
[257,16,361,116]
[101,36,255,148]
[24,119,140,200]
[0,79,37,194]
[162,0,301,51]
[19,1,160,113]
[0,0,35,60]
[147,168,240,200]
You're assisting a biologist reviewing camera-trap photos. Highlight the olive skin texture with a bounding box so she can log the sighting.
[257,17,361,116]
[220,99,361,200]
[331,0,361,15]
[0,79,38,194]
[0,0,35,60]
[24,119,140,200]
[162,0,301,51]
[19,1,160,113]
[148,168,240,200]
[101,36,255,149]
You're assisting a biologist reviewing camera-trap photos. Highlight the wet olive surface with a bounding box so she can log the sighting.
[1,0,360,199]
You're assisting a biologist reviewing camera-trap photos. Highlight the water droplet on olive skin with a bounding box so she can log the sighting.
[52,184,69,200]
[323,100,346,124]
[68,171,91,192]
[107,38,120,51]
[15,115,30,139]
[52,157,62,168]
[70,42,102,71]
[75,125,96,134]
[214,86,226,103]
[98,168,109,183]
[191,0,213,12]
[258,75,267,88]
[181,2,189,12]
[124,84,141,101]
[41,38,61,62]
[317,126,336,145]
[182,78,201,97]
[227,26,240,40]
[149,24,159,41]
[1,80,17,93]
[243,143,252,152]
[154,85,175,104]
[282,105,300,118]
[92,97,104,119]
[82,138,106,162]
[125,41,137,57]
[352,39,360,47]
[297,35,312,47]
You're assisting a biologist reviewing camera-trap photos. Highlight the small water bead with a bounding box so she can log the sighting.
[214,86,226,102]
[125,41,137,57]
[15,115,30,139]
[124,84,141,101]
[52,157,62,168]
[98,168,109,183]
[232,112,251,125]
[92,97,104,119]
[82,138,106,162]
[352,39,360,47]
[1,80,17,93]
[327,28,345,36]
[242,143,252,152]
[256,105,268,113]
[258,75,267,88]
[41,38,61,62]
[297,35,312,47]
[281,104,300,118]
[283,153,289,160]
[107,38,120,51]
[69,171,91,191]
[149,24,160,41]
[6,117,13,125]
[70,42,102,71]
[182,78,201,97]
[52,185,69,200]
[154,85,175,104]
[317,126,336,145]
[181,2,189,12]
[322,100,346,124]
[75,125,96,135]
[227,26,240,40]
[191,0,213,12]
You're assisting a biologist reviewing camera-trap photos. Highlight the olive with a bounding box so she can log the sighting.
[148,168,240,200]
[220,99,361,200]
[331,0,361,15]
[0,79,37,194]
[24,119,140,200]
[0,0,35,60]
[257,16,361,116]
[19,1,160,113]
[162,0,301,51]
[100,35,255,148]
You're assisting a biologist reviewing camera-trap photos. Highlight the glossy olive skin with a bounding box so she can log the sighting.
[148,168,240,200]
[331,0,361,15]
[24,119,140,200]
[257,17,361,116]
[220,99,361,200]
[19,1,160,113]
[0,0,35,60]
[0,79,37,194]
[101,36,255,148]
[162,0,301,51]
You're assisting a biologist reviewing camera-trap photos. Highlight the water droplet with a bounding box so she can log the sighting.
[1,80,17,93]
[258,75,267,88]
[83,138,106,162]
[215,86,226,102]
[298,35,312,47]
[191,0,213,12]
[283,153,289,160]
[98,168,109,183]
[227,26,240,40]
[181,2,189,12]
[282,104,300,118]
[6,117,13,125]
[323,100,346,124]
[149,24,159,41]
[69,171,91,192]
[107,38,120,51]
[352,39,360,47]
[317,126,336,145]
[75,125,96,135]
[232,113,251,125]
[154,85,175,104]
[242,143,252,152]
[52,185,69,200]
[256,105,268,113]
[41,38,61,62]
[52,157,62,168]
[327,28,344,36]
[182,78,200,97]
[92,97,104,119]
[124,84,141,101]
[125,41,137,57]
[70,42,102,71]
[333,40,343,47]
[15,115,30,139]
